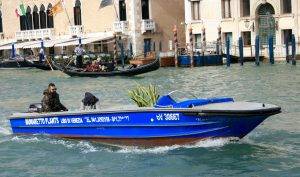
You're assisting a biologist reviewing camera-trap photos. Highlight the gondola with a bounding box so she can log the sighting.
[52,58,160,77]
[0,58,31,68]
[24,59,57,71]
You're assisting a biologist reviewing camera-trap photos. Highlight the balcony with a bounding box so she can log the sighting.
[141,19,155,34]
[69,25,83,37]
[15,29,54,41]
[113,21,129,34]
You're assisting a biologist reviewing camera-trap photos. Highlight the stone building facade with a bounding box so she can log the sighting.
[0,0,185,57]
[185,0,299,58]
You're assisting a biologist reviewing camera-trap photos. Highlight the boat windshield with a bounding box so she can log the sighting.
[167,90,198,103]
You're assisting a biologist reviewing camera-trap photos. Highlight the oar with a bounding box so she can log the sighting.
[45,57,54,71]
[66,56,75,68]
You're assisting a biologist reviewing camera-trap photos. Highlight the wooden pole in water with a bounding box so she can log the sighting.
[173,25,178,67]
[255,36,260,66]
[285,36,290,63]
[113,33,117,66]
[226,37,231,67]
[268,35,274,64]
[238,37,244,66]
[189,27,194,67]
[202,27,206,56]
[291,34,296,65]
[218,26,222,55]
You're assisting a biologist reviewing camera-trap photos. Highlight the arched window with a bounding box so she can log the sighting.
[119,0,127,21]
[33,6,40,29]
[20,15,27,31]
[258,3,276,45]
[74,0,82,25]
[40,5,47,29]
[141,0,150,19]
[47,4,54,28]
[0,11,3,33]
[26,7,33,30]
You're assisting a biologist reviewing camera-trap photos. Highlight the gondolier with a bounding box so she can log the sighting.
[39,48,45,63]
[74,44,85,68]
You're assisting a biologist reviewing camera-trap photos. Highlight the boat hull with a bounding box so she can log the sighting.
[9,106,280,146]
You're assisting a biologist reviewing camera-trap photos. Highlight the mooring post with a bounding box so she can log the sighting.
[217,26,222,55]
[285,37,290,63]
[238,37,244,66]
[120,42,125,69]
[269,35,274,64]
[292,34,296,65]
[202,27,206,56]
[11,43,15,59]
[255,36,260,66]
[113,33,117,65]
[226,37,231,67]
[189,27,194,67]
[173,25,178,67]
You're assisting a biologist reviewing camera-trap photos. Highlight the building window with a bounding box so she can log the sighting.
[242,31,251,46]
[0,11,3,33]
[26,7,33,30]
[20,15,27,31]
[282,0,292,14]
[33,6,40,29]
[141,0,150,20]
[282,29,292,44]
[195,34,201,49]
[47,4,54,28]
[222,0,231,18]
[40,5,47,29]
[119,0,127,21]
[191,0,200,20]
[74,0,82,25]
[241,0,250,17]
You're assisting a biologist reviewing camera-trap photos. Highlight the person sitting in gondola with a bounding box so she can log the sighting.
[81,92,99,110]
[41,83,68,112]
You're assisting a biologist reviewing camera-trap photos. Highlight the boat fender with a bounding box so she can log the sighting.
[28,103,42,113]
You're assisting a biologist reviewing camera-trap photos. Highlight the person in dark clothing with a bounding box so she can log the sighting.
[41,83,68,112]
[82,92,99,110]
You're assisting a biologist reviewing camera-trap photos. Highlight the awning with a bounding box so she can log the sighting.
[54,38,85,47]
[54,32,114,47]
[15,41,42,49]
[0,43,15,50]
[23,38,78,49]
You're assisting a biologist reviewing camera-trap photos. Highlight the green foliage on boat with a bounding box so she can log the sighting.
[128,84,159,107]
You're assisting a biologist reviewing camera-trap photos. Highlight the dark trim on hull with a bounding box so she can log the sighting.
[52,58,160,77]
[24,59,57,70]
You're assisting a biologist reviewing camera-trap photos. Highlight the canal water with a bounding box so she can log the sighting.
[0,62,299,176]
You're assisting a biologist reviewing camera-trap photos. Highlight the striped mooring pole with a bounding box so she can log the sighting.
[202,27,206,56]
[238,37,244,66]
[291,34,296,65]
[285,37,290,63]
[255,36,260,66]
[189,27,194,67]
[173,25,178,67]
[268,35,274,64]
[226,37,231,67]
[217,26,222,55]
[113,33,117,66]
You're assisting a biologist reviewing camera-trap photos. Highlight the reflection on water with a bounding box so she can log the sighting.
[0,62,299,176]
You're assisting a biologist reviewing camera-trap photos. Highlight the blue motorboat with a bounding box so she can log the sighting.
[9,91,281,147]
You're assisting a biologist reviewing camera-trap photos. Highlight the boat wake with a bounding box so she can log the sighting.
[114,138,238,154]
[8,136,238,154]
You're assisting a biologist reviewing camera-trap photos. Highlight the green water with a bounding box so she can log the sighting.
[0,62,299,176]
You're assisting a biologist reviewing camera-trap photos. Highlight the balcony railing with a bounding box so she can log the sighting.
[113,21,129,34]
[141,19,155,33]
[69,25,83,37]
[15,29,54,41]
